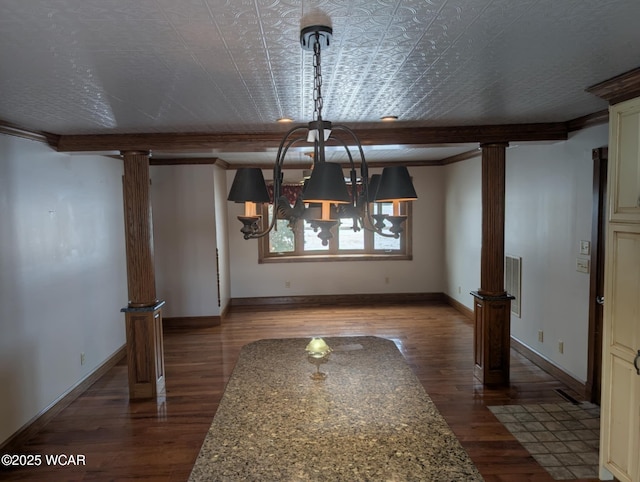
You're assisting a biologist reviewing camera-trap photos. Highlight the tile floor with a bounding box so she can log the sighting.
[488,402,600,480]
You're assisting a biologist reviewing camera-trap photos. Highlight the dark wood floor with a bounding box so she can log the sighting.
[1,302,600,481]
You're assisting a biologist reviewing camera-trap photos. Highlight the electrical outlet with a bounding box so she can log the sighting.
[538,331,544,343]
[558,341,564,354]
[80,352,86,365]
[458,286,461,294]
[284,281,291,288]
[385,277,390,284]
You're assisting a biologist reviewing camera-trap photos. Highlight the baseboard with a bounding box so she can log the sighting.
[220,302,231,321]
[230,292,446,307]
[443,294,474,319]
[163,316,221,329]
[445,297,586,397]
[0,344,126,452]
[510,337,586,399]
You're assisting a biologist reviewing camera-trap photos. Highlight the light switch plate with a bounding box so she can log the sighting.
[579,240,591,256]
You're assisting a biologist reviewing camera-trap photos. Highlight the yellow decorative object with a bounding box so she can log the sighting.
[306,337,332,380]
[305,337,332,358]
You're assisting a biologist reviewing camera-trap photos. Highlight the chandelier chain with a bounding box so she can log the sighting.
[312,33,323,121]
[227,25,415,243]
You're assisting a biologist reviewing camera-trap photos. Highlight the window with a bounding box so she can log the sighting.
[258,199,412,263]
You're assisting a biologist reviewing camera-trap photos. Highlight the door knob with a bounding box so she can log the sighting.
[635,350,640,375]
[596,296,604,305]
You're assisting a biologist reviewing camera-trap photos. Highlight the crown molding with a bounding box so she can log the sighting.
[149,157,228,168]
[439,148,482,165]
[587,67,640,105]
[0,121,59,146]
[566,109,609,132]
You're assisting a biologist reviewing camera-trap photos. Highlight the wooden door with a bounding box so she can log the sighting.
[599,97,640,482]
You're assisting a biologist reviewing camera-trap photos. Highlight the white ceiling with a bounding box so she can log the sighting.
[0,0,638,164]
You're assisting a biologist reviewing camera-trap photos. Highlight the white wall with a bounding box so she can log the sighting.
[0,134,127,445]
[151,165,220,317]
[505,125,609,382]
[444,155,482,310]
[227,166,446,298]
[442,125,609,382]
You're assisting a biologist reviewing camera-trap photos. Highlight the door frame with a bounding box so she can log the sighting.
[585,146,607,404]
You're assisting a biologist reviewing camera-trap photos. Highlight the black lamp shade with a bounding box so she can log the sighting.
[367,174,382,202]
[303,162,350,204]
[374,166,417,202]
[227,168,270,203]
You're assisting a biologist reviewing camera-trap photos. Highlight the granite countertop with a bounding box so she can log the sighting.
[189,336,483,481]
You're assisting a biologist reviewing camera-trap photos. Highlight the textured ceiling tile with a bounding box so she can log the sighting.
[0,0,639,154]
[0,0,71,22]
[169,23,224,51]
[71,0,164,21]
[255,0,303,18]
[157,0,212,21]
[79,20,182,52]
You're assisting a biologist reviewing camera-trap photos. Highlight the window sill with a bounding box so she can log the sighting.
[259,253,412,264]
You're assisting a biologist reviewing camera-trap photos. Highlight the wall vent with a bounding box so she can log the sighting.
[505,255,521,317]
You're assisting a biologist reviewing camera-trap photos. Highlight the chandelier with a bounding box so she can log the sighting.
[228,25,417,245]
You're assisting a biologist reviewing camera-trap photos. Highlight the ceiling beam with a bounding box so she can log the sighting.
[54,122,570,153]
[344,122,569,145]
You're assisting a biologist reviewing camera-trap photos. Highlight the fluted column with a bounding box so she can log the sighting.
[122,150,157,307]
[120,150,165,400]
[479,143,508,296]
[471,142,513,385]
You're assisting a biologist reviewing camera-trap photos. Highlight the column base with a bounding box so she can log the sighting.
[121,300,166,400]
[471,291,514,385]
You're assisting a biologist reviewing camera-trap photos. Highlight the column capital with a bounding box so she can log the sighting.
[120,150,151,158]
[479,142,509,149]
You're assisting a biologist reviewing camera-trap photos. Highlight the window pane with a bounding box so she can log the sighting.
[268,205,295,253]
[373,202,401,250]
[375,202,394,216]
[374,231,401,250]
[338,220,364,250]
[303,221,330,251]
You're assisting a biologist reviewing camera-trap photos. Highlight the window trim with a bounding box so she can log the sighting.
[258,202,413,263]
